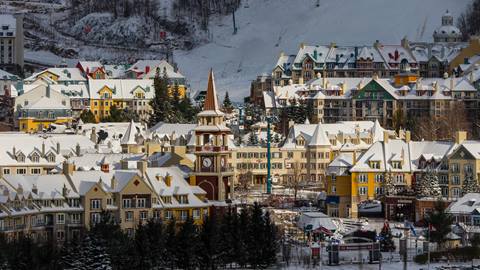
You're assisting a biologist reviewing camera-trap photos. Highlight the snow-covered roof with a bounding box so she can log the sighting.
[447,193,480,215]
[127,60,185,79]
[25,68,87,83]
[309,123,331,146]
[88,79,154,99]
[24,96,70,110]
[0,68,19,81]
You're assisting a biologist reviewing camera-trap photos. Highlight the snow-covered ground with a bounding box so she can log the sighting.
[174,0,470,100]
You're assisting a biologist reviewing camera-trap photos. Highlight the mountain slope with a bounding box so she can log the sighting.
[174,0,470,101]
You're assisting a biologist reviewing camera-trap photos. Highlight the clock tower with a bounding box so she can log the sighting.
[193,70,234,201]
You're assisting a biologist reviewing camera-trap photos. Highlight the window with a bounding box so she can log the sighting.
[56,214,65,224]
[180,210,188,221]
[451,188,461,198]
[71,213,81,224]
[140,211,148,221]
[165,210,172,220]
[57,230,65,241]
[177,195,188,204]
[16,168,26,174]
[125,211,133,221]
[358,174,367,183]
[465,164,473,174]
[91,213,101,224]
[451,163,459,173]
[370,161,380,169]
[392,162,402,169]
[358,186,368,195]
[90,199,101,210]
[375,174,383,182]
[375,187,384,195]
[31,168,41,175]
[123,198,131,208]
[193,209,200,219]
[3,168,10,175]
[395,174,405,184]
[153,211,161,220]
[47,154,55,163]
[137,198,146,208]
[451,175,460,185]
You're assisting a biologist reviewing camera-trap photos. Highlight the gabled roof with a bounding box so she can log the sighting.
[120,120,139,145]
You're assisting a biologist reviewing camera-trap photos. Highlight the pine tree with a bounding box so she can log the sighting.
[237,208,249,268]
[175,216,198,269]
[132,221,153,269]
[198,214,220,269]
[383,171,396,196]
[415,169,441,198]
[218,207,237,267]
[425,200,454,250]
[247,203,265,268]
[80,110,96,123]
[462,172,479,195]
[145,219,165,267]
[149,67,174,126]
[223,91,233,113]
[164,219,177,269]
[261,210,278,267]
[379,221,395,252]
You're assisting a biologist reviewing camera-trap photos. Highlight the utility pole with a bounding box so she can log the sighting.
[266,117,271,194]
[232,6,237,35]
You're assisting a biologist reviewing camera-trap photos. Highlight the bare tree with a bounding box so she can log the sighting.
[285,161,304,202]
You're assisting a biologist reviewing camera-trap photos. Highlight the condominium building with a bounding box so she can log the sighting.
[0,14,23,71]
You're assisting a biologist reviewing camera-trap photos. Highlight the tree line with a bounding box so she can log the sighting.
[457,0,480,41]
[0,204,278,270]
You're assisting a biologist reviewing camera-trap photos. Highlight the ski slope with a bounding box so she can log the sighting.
[174,0,470,101]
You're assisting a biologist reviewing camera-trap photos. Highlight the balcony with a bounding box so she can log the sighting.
[195,146,229,152]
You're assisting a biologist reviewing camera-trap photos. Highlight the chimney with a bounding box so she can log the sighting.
[405,131,411,143]
[41,142,46,157]
[165,173,172,187]
[46,85,51,98]
[298,77,304,84]
[90,127,97,143]
[56,142,61,154]
[101,163,110,173]
[62,161,75,175]
[111,176,118,190]
[383,130,389,143]
[352,151,357,165]
[32,184,38,195]
[401,36,409,49]
[12,146,16,157]
[137,159,148,177]
[279,51,285,58]
[300,43,305,50]
[75,143,81,156]
[17,184,23,195]
[145,65,150,74]
[455,131,467,144]
[288,120,295,130]
[62,184,68,197]
[189,175,196,186]
[373,40,381,48]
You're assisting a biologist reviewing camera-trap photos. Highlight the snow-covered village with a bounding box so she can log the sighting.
[2,0,480,269]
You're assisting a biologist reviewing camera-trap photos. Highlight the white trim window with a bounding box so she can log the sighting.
[358,174,368,183]
[193,209,200,219]
[90,199,101,210]
[375,174,383,183]
[137,198,146,208]
[56,214,65,224]
[122,198,131,209]
[180,210,188,221]
[358,186,368,195]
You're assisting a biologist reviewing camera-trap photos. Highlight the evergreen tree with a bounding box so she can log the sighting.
[261,210,278,267]
[149,67,174,126]
[198,214,220,269]
[425,200,454,250]
[247,203,265,268]
[132,220,153,269]
[383,171,396,196]
[175,216,198,269]
[237,208,250,268]
[223,91,233,113]
[172,82,181,108]
[144,219,165,267]
[379,221,395,252]
[164,219,177,269]
[218,207,238,267]
[415,169,441,198]
[80,109,96,123]
[248,132,259,146]
[462,172,479,195]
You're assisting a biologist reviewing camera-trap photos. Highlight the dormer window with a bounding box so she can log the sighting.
[16,153,25,163]
[31,153,40,163]
[46,153,56,163]
[369,161,380,169]
[392,161,402,169]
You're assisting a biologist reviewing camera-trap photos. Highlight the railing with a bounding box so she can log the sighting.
[195,146,228,152]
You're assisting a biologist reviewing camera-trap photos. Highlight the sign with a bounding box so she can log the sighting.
[338,244,373,251]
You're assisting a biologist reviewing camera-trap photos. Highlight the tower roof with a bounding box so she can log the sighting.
[372,119,385,142]
[204,69,220,111]
[309,123,331,146]
[120,119,137,145]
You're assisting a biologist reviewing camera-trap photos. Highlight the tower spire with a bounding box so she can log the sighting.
[203,69,220,111]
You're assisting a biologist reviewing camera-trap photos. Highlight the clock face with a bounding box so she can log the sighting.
[221,157,225,167]
[202,157,212,168]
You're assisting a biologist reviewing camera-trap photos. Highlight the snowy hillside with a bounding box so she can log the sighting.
[174,0,470,101]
